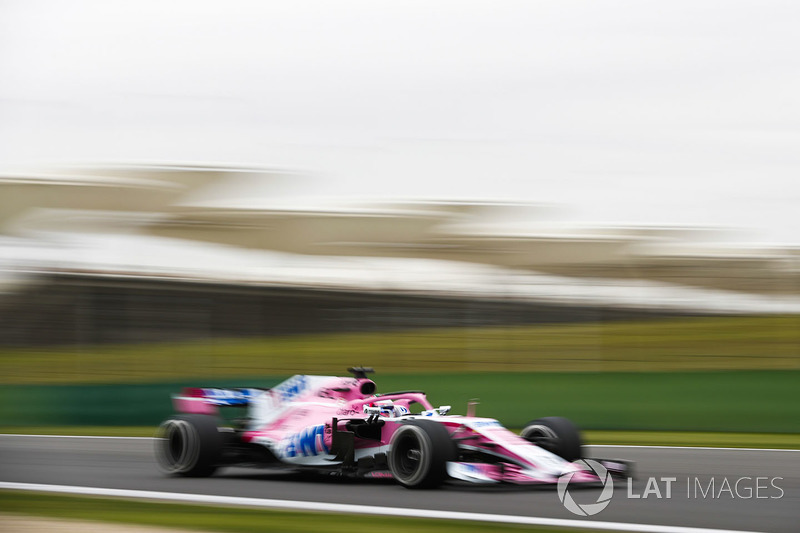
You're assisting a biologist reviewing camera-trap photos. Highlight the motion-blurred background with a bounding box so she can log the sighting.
[0,1,798,436]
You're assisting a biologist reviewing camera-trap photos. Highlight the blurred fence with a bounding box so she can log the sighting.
[0,273,797,432]
[0,272,684,347]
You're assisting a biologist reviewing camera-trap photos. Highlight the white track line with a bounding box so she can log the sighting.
[0,482,759,533]
[2,434,798,452]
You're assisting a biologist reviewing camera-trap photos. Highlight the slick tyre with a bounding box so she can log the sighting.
[520,416,583,461]
[156,414,222,477]
[388,420,456,489]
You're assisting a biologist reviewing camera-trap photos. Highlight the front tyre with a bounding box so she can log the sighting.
[520,416,583,461]
[156,414,222,477]
[388,420,455,489]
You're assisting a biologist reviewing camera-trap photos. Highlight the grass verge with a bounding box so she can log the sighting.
[2,370,799,432]
[2,427,798,449]
[0,491,604,533]
[2,316,798,385]
[583,431,800,449]
[0,426,158,437]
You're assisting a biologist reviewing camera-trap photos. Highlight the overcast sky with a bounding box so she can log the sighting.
[1,1,799,243]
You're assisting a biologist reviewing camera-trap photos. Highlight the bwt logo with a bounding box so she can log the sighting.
[282,424,330,458]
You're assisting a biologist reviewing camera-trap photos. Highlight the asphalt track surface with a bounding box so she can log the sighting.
[0,435,797,532]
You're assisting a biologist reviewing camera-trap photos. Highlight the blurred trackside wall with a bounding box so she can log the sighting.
[0,273,690,347]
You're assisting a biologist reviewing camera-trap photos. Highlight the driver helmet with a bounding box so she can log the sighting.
[393,404,410,417]
[365,399,409,417]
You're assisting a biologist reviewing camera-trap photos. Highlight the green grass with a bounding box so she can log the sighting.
[583,431,800,449]
[2,316,798,385]
[380,370,800,432]
[0,426,159,437]
[2,427,798,449]
[0,491,605,533]
[2,370,799,432]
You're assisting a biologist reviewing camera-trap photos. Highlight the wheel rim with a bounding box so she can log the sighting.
[168,425,185,463]
[156,419,198,473]
[394,432,422,478]
[521,424,559,453]
[390,425,433,486]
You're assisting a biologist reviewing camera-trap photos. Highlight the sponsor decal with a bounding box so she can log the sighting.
[274,375,308,403]
[200,388,254,406]
[470,420,502,429]
[446,462,499,484]
[459,463,489,476]
[281,424,330,458]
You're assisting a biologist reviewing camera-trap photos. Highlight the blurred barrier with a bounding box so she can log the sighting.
[0,273,682,347]
[2,315,798,385]
[2,371,798,433]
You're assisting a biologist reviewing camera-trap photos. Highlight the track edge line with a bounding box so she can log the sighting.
[0,481,763,533]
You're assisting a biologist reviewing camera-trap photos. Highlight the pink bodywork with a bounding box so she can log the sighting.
[171,374,603,485]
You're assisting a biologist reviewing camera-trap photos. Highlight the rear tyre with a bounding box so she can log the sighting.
[156,414,222,477]
[388,420,456,489]
[520,416,583,461]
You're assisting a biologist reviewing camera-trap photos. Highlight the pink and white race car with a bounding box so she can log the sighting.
[156,368,630,488]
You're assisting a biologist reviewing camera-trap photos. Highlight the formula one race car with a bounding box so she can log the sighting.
[156,368,630,488]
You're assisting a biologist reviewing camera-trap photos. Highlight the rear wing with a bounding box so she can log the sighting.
[172,387,267,415]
